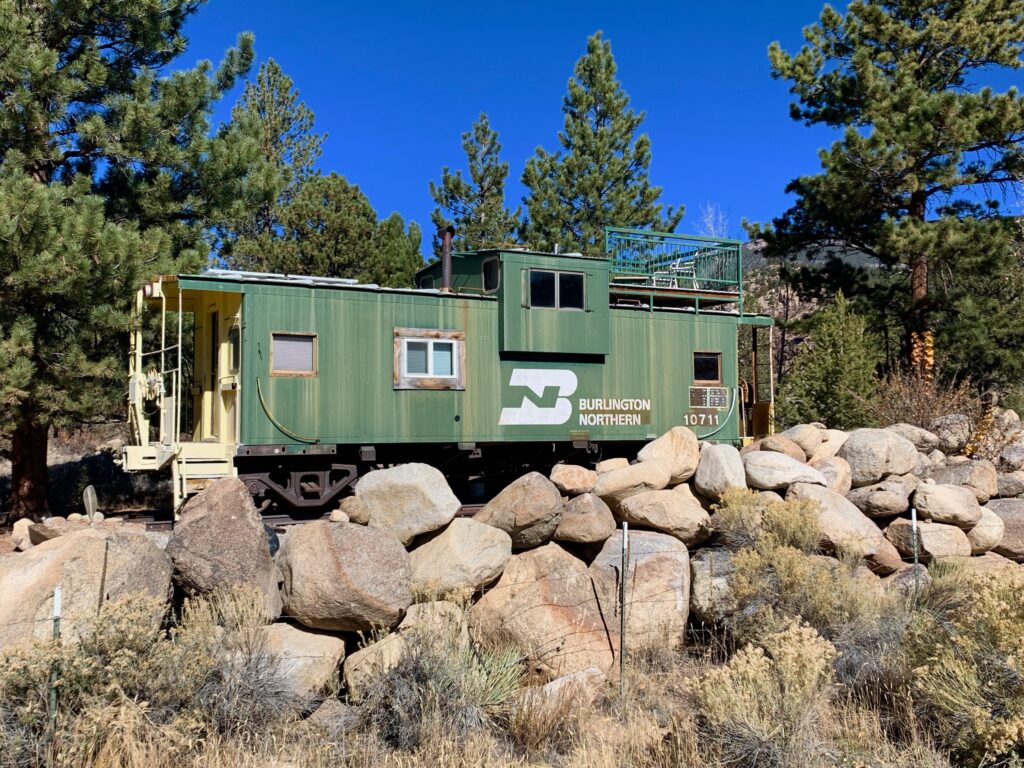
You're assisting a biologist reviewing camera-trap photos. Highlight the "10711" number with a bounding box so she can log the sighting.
[683,412,720,427]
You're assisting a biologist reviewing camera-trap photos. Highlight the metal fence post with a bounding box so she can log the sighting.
[619,522,629,699]
[47,586,62,765]
[910,506,920,608]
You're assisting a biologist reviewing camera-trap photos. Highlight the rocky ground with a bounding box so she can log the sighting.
[1,412,1023,766]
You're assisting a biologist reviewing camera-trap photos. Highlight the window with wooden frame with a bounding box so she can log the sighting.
[270,332,317,376]
[693,351,722,385]
[394,327,466,390]
[528,269,585,310]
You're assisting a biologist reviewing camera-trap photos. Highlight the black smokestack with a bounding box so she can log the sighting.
[439,225,455,292]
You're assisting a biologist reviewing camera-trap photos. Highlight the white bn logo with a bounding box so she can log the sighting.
[498,369,578,426]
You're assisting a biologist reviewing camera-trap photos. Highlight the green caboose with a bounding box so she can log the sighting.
[120,228,774,514]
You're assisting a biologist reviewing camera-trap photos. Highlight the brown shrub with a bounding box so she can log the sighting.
[863,364,982,430]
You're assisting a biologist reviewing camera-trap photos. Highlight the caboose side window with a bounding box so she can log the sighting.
[694,351,722,385]
[529,269,585,310]
[271,332,317,376]
[482,258,500,292]
[393,327,466,390]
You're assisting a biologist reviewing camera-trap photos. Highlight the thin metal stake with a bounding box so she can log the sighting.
[910,506,920,608]
[47,586,62,765]
[619,522,629,699]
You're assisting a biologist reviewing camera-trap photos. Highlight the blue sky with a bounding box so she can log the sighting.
[179,1,878,248]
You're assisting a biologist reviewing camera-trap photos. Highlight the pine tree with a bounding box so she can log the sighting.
[521,32,682,252]
[260,173,422,287]
[751,1,1024,365]
[776,293,882,429]
[371,213,424,287]
[220,58,325,270]
[0,0,254,519]
[429,113,520,256]
[269,173,377,277]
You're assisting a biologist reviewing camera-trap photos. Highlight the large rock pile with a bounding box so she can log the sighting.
[2,411,1022,706]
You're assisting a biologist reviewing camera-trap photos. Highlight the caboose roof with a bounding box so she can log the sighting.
[174,269,498,300]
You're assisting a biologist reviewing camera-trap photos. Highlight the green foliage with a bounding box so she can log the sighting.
[521,31,681,252]
[430,113,520,256]
[219,58,325,270]
[776,293,881,429]
[371,213,424,288]
[0,0,254,516]
[267,172,377,277]
[242,172,422,287]
[751,0,1024,388]
[0,173,148,432]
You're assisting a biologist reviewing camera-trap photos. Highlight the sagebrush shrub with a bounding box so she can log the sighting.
[907,568,1024,760]
[693,620,836,767]
[712,489,768,550]
[719,496,910,694]
[712,489,821,553]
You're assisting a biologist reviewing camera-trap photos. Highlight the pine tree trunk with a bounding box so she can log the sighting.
[9,416,49,522]
[910,253,928,305]
[908,191,929,331]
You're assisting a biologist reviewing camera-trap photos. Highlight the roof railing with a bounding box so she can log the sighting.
[603,227,743,294]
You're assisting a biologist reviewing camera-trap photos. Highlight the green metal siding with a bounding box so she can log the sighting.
[414,252,490,292]
[237,280,747,446]
[498,253,610,355]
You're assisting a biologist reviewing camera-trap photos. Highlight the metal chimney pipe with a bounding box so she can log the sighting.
[439,225,455,292]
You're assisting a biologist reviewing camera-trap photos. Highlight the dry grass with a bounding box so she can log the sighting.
[357,616,524,751]
[826,699,952,768]
[503,682,584,756]
[0,587,303,768]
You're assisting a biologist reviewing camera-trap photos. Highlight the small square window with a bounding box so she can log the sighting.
[482,259,500,292]
[530,270,556,308]
[694,352,722,384]
[559,273,585,310]
[403,339,456,379]
[271,333,316,376]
